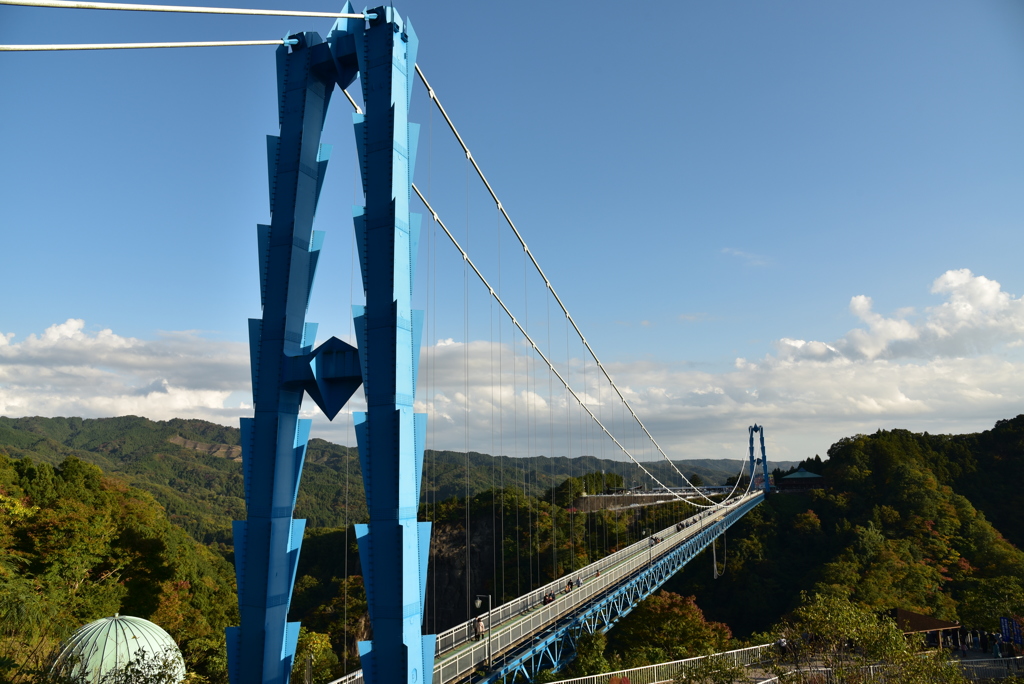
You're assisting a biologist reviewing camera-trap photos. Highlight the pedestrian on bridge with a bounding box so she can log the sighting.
[474,617,485,642]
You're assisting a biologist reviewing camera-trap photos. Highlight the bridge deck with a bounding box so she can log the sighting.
[331,491,764,684]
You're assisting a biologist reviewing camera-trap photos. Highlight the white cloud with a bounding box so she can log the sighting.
[374,269,1024,462]
[0,319,248,423]
[6,269,1024,467]
[779,269,1024,361]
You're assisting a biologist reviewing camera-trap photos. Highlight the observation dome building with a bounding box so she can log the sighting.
[52,614,186,683]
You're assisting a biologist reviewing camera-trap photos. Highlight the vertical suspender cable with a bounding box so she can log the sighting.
[547,290,556,580]
[497,207,506,608]
[411,185,720,505]
[463,156,471,623]
[413,64,712,500]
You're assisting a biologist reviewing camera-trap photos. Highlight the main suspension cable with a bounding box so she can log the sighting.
[0,0,369,18]
[413,183,724,508]
[413,63,706,498]
[2,38,293,49]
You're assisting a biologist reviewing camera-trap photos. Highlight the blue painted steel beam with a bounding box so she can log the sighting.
[483,494,765,683]
[748,425,772,492]
[228,6,435,682]
[228,27,363,684]
[347,7,434,684]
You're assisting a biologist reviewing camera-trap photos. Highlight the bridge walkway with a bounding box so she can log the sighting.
[331,491,764,684]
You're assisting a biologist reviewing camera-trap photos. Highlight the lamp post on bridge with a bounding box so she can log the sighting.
[474,595,493,668]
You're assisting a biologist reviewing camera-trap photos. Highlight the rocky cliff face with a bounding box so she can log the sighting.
[424,516,498,634]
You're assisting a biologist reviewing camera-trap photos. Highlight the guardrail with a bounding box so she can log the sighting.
[432,493,762,684]
[329,492,763,684]
[753,655,1024,683]
[961,656,1024,681]
[431,499,733,657]
[547,644,774,684]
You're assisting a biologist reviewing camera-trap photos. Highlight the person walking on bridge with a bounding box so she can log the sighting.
[474,616,485,642]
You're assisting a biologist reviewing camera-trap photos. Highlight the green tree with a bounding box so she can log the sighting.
[562,631,610,678]
[956,576,1024,631]
[290,629,339,684]
[672,654,744,684]
[0,454,236,684]
[607,591,731,667]
[769,592,967,683]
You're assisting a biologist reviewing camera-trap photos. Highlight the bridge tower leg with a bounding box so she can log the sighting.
[227,6,433,683]
[748,424,772,492]
[349,7,435,684]
[227,27,364,684]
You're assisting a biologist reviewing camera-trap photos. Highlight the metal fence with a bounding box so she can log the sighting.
[961,656,1024,681]
[546,644,774,684]
[328,492,762,684]
[752,656,1024,683]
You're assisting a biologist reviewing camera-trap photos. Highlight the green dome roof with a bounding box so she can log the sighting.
[781,466,823,479]
[52,614,185,683]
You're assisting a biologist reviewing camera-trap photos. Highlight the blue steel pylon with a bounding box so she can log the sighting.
[748,424,772,492]
[227,6,432,684]
[349,7,435,684]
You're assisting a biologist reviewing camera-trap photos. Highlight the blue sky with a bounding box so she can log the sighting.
[1,1,1023,462]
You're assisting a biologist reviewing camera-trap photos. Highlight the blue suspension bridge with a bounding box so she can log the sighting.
[3,3,776,683]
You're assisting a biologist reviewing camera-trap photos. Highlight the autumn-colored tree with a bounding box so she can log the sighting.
[607,591,731,668]
[0,454,236,684]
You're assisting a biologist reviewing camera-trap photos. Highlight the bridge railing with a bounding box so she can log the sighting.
[431,493,763,683]
[433,493,750,657]
[753,656,1024,683]
[960,657,1024,681]
[328,492,762,684]
[546,643,774,684]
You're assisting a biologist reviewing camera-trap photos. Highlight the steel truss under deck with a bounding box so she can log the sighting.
[483,494,764,683]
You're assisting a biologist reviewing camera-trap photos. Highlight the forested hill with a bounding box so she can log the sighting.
[4,413,1024,682]
[900,415,1024,549]
[0,452,237,682]
[0,415,789,551]
[665,418,1024,638]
